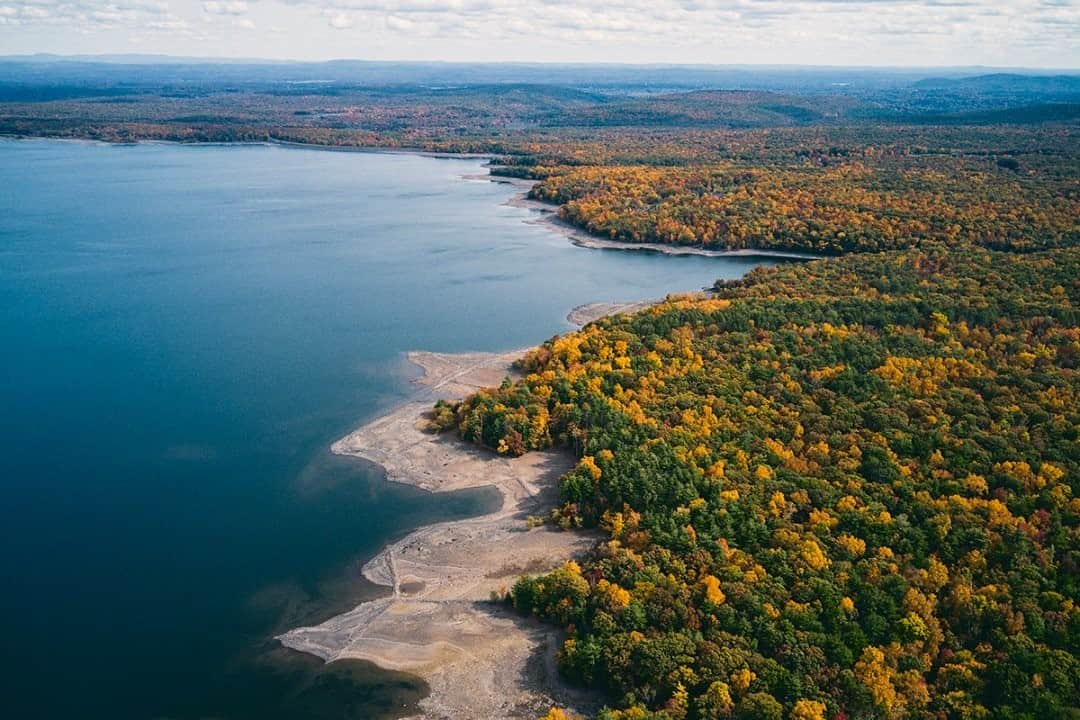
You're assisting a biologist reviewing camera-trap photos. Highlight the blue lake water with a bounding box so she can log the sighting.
[0,139,777,719]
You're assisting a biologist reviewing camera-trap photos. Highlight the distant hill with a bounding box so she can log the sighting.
[913,73,1080,93]
[0,58,1070,95]
[538,90,861,128]
[863,102,1080,126]
[2,59,1077,134]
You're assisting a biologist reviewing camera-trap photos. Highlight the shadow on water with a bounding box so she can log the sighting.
[149,447,501,720]
[193,645,431,720]
[257,651,429,720]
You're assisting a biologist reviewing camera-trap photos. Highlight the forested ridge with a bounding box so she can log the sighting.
[432,247,1080,719]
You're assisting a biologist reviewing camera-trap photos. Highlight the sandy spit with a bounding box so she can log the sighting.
[277,318,644,718]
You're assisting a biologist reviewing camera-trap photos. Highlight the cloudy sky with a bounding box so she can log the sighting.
[0,1,1076,68]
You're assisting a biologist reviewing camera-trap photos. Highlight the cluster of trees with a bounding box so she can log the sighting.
[524,158,1077,254]
[432,247,1080,719]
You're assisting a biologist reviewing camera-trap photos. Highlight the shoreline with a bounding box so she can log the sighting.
[504,190,825,261]
[0,133,502,161]
[278,302,658,719]
[570,233,825,260]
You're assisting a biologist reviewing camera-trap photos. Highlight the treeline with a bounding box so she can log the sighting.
[431,247,1080,719]
[484,124,1079,257]
[522,159,1077,254]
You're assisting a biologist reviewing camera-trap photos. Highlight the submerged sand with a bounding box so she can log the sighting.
[278,302,651,719]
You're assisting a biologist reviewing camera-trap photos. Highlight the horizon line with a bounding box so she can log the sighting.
[2,52,1078,74]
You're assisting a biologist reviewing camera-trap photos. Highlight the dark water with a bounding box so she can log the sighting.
[0,139,776,719]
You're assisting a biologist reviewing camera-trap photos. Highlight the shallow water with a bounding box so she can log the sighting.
[0,139,778,719]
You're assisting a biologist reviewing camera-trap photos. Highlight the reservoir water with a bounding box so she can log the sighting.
[0,139,777,719]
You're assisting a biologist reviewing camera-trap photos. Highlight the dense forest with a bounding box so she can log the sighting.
[5,61,1077,719]
[433,248,1080,719]
[497,125,1078,257]
[522,157,1076,254]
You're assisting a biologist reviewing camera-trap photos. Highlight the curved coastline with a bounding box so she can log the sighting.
[277,160,771,718]
[277,312,646,719]
[0,134,505,163]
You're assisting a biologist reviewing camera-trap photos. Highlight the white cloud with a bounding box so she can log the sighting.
[203,1,249,15]
[279,0,1078,46]
[0,0,176,29]
[148,14,190,29]
[327,10,352,27]
[0,0,1074,67]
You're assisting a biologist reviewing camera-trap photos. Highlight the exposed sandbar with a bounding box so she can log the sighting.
[279,348,603,719]
[567,300,658,327]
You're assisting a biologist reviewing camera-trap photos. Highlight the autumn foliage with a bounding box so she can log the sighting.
[437,248,1080,719]
[525,159,1077,254]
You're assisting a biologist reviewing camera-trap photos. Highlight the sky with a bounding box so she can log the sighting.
[0,1,1077,68]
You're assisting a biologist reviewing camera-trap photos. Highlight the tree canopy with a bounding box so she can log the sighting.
[435,247,1080,719]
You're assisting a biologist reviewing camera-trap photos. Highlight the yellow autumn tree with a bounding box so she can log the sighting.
[790,699,827,720]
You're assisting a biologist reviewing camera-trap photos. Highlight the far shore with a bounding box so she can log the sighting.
[0,133,503,161]
[4,133,822,262]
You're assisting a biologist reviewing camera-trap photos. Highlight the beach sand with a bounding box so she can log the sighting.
[278,306,646,719]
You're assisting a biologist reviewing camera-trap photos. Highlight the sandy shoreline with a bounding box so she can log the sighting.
[570,233,824,260]
[278,302,654,719]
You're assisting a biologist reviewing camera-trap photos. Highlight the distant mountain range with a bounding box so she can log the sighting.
[1,56,1076,125]
[914,73,1080,91]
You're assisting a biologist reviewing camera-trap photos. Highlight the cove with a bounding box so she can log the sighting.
[0,139,779,719]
